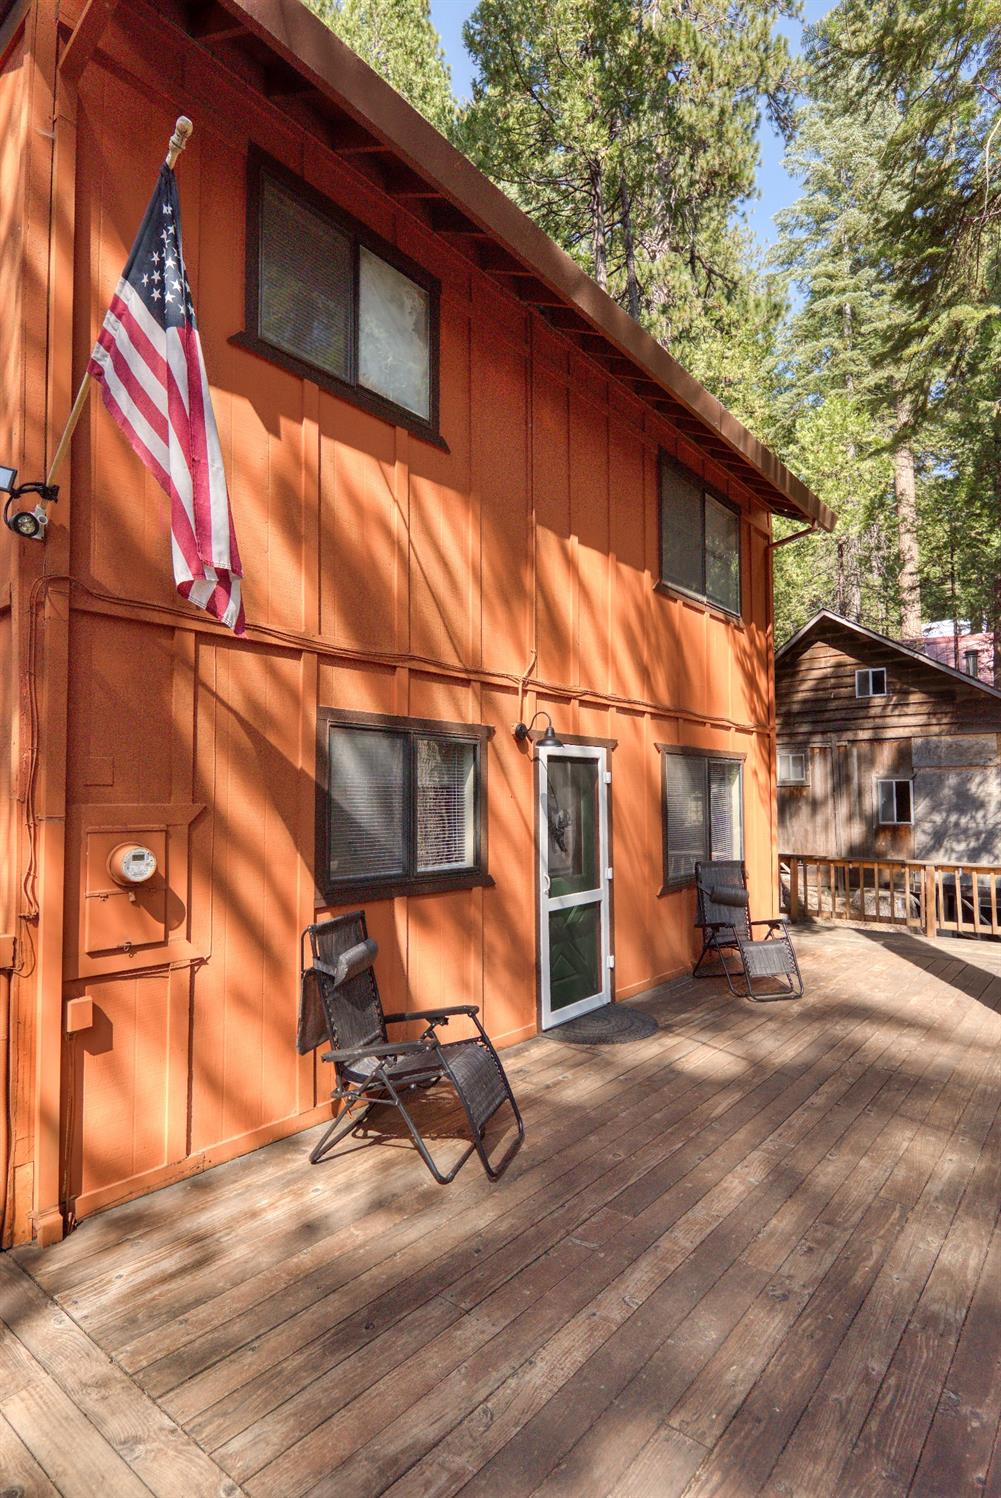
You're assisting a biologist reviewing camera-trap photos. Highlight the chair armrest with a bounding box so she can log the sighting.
[383,1005,480,1024]
[321,1039,437,1064]
[703,920,738,932]
[749,917,788,929]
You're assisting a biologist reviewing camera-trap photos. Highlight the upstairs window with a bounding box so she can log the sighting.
[777,750,807,785]
[659,453,742,617]
[855,667,887,698]
[317,709,491,902]
[240,150,440,443]
[877,778,912,826]
[660,748,743,887]
[964,649,980,676]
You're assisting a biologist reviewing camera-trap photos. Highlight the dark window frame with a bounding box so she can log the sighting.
[855,667,888,698]
[234,146,445,450]
[316,708,493,904]
[656,450,743,619]
[657,744,745,893]
[876,777,913,826]
[964,649,980,676]
[777,749,808,786]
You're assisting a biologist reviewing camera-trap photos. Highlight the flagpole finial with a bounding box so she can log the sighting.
[166,116,193,170]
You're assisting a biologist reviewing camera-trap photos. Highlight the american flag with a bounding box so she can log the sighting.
[87,163,245,633]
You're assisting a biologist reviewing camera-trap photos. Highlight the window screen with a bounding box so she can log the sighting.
[359,248,431,419]
[416,738,475,872]
[661,460,704,599]
[877,778,912,825]
[704,496,741,614]
[326,726,406,884]
[319,713,488,899]
[663,752,744,885]
[259,176,352,381]
[659,453,741,616]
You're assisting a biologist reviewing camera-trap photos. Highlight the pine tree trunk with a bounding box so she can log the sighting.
[621,181,640,320]
[589,162,607,290]
[894,398,921,641]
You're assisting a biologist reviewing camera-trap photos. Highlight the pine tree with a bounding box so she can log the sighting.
[459,0,799,365]
[771,28,927,638]
[306,0,457,138]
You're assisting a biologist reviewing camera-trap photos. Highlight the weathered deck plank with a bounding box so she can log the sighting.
[7,924,1001,1498]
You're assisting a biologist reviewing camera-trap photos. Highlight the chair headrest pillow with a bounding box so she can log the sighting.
[333,937,379,987]
[709,887,748,907]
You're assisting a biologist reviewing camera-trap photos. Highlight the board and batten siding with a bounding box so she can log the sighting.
[777,622,1001,863]
[1,0,781,1233]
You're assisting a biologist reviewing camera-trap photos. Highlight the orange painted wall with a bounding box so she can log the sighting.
[7,2,780,1230]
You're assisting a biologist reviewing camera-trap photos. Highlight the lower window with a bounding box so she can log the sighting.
[660,748,744,887]
[317,709,492,902]
[877,778,912,826]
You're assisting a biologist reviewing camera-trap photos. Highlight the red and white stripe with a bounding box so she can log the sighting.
[88,278,245,633]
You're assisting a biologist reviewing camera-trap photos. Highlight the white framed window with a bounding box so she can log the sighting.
[964,649,980,677]
[777,750,808,785]
[877,778,912,825]
[855,667,888,698]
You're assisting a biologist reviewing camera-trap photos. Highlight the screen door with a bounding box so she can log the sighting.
[537,743,612,1029]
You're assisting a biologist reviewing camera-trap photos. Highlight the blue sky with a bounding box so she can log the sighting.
[428,0,831,249]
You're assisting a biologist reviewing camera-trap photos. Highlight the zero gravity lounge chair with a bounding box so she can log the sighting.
[693,860,804,1002]
[296,911,524,1183]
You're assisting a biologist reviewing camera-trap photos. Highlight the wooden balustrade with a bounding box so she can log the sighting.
[780,854,1001,940]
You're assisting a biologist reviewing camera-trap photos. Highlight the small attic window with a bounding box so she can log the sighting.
[855,667,887,698]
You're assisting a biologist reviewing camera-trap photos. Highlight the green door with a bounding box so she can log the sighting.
[538,744,611,1028]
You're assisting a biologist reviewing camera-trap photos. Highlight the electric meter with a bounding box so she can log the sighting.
[106,842,158,886]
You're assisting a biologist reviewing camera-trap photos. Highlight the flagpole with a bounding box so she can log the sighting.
[44,115,194,492]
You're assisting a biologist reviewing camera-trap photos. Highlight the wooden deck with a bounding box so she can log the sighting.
[5,924,1001,1497]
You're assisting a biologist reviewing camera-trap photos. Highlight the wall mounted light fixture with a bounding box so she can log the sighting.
[512,711,562,748]
[0,465,59,542]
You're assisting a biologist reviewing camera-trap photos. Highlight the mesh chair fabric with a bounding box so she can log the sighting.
[740,937,797,979]
[695,860,751,940]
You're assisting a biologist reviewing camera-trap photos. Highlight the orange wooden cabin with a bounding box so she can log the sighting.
[0,0,834,1246]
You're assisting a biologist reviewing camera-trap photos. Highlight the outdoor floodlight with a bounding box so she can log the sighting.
[1,463,58,543]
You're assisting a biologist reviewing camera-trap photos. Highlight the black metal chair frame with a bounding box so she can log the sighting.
[693,860,804,1003]
[297,912,524,1184]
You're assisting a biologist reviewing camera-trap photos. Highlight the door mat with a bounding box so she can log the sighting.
[542,1004,659,1045]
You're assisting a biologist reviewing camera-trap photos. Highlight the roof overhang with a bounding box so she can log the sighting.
[118,0,835,531]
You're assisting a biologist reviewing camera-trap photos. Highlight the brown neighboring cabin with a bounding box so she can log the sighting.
[776,611,1001,864]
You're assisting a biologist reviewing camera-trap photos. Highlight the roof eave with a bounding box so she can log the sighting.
[190,0,835,531]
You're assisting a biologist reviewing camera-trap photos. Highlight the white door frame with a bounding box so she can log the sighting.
[537,742,612,1030]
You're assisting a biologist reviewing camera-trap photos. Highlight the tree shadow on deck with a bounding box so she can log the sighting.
[853,927,1001,1014]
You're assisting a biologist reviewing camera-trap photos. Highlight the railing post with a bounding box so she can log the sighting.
[924,864,937,938]
[789,859,800,923]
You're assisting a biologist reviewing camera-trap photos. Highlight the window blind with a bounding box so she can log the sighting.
[666,754,708,882]
[327,727,406,882]
[416,738,475,872]
[708,759,742,860]
[259,175,352,381]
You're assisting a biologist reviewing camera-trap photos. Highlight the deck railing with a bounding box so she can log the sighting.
[781,854,1001,940]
